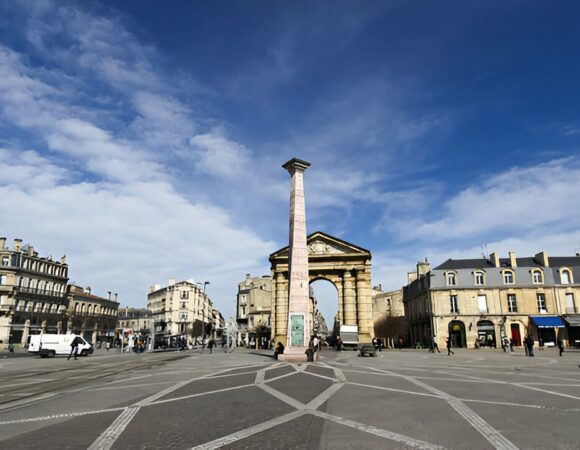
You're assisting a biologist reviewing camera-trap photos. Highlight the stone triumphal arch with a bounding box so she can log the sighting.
[269,231,373,345]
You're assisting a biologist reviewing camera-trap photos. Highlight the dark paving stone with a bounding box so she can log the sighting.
[265,365,295,380]
[223,413,402,450]
[161,372,256,400]
[343,371,435,395]
[267,372,334,405]
[113,386,293,449]
[0,411,119,449]
[471,401,580,449]
[207,365,264,377]
[319,384,492,449]
[304,365,335,378]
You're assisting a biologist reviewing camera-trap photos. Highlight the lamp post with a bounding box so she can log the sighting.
[197,282,210,346]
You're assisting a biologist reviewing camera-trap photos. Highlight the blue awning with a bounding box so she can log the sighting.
[530,316,565,328]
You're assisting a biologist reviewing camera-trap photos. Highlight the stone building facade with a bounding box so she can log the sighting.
[0,238,69,348]
[147,278,217,347]
[118,307,153,334]
[372,286,406,348]
[404,252,580,349]
[67,285,119,344]
[236,274,272,346]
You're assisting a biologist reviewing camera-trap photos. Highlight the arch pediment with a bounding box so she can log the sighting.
[269,231,371,260]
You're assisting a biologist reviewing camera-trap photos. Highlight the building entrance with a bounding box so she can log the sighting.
[477,320,496,348]
[448,320,466,348]
[510,323,522,346]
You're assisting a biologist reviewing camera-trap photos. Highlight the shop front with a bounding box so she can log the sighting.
[563,315,580,347]
[477,320,496,348]
[530,316,566,346]
[448,320,466,348]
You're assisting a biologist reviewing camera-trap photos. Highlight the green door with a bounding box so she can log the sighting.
[290,315,304,346]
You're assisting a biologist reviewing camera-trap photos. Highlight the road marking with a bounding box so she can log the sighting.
[514,383,580,401]
[255,368,265,384]
[0,378,55,389]
[92,381,175,391]
[258,383,304,409]
[346,381,443,399]
[460,397,580,411]
[301,370,337,382]
[367,367,519,450]
[190,410,305,450]
[0,406,126,425]
[304,382,343,410]
[311,410,445,450]
[87,406,140,450]
[150,383,255,406]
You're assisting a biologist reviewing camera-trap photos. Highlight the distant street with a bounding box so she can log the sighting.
[1,348,579,449]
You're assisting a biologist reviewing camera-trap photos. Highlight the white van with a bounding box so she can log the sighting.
[28,334,94,358]
[339,325,359,350]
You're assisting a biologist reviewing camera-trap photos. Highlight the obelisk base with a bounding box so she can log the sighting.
[278,347,318,362]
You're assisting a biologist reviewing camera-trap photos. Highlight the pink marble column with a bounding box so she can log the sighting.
[280,158,312,361]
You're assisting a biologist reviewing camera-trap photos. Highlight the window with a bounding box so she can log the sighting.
[477,295,488,314]
[1,256,9,266]
[503,271,514,284]
[561,270,571,284]
[532,270,543,284]
[0,275,6,285]
[474,271,485,286]
[446,272,456,286]
[180,291,189,299]
[566,293,576,313]
[450,295,459,313]
[537,293,547,313]
[507,294,518,313]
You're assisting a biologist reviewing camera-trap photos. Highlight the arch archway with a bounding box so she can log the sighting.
[270,231,373,345]
[448,320,466,348]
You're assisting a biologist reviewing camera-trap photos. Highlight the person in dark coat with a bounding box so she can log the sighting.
[68,336,82,360]
[527,336,535,357]
[274,342,285,360]
[446,338,454,356]
[557,339,564,357]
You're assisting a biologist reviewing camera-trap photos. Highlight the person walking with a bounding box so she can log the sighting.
[8,342,15,356]
[509,338,514,352]
[557,339,564,357]
[336,336,343,351]
[208,339,214,354]
[446,338,454,356]
[523,336,529,356]
[106,341,111,352]
[527,336,535,357]
[68,336,82,360]
[431,336,441,353]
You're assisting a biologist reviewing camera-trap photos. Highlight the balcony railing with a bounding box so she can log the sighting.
[16,286,66,298]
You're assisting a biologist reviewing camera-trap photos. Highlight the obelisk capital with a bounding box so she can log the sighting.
[282,157,311,174]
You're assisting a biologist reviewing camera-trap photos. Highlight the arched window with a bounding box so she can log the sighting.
[561,269,572,284]
[474,271,485,286]
[532,270,543,284]
[503,270,514,284]
[446,272,457,286]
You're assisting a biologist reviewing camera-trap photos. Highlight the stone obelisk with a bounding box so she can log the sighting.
[279,157,312,362]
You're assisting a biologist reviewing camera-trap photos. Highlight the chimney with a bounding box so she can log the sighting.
[114,293,118,302]
[0,237,5,249]
[490,252,500,267]
[108,291,112,300]
[14,238,23,252]
[407,271,418,284]
[85,286,91,294]
[535,251,549,267]
[417,259,430,277]
[60,255,67,264]
[509,251,517,268]
[28,245,34,256]
[168,278,176,286]
[246,273,251,280]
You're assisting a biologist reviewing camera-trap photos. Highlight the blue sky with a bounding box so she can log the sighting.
[1,1,579,324]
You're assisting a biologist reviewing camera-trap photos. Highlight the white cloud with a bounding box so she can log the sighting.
[190,129,252,179]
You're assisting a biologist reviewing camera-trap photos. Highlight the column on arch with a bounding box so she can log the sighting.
[274,271,289,345]
[356,267,373,342]
[334,276,344,324]
[342,270,356,325]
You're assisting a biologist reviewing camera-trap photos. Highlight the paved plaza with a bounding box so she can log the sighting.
[1,348,579,449]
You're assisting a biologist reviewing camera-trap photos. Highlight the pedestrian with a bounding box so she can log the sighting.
[68,336,81,360]
[557,339,564,357]
[8,342,15,356]
[527,336,535,357]
[509,338,514,352]
[523,336,529,356]
[502,336,510,353]
[312,335,319,352]
[432,336,441,353]
[398,336,404,350]
[208,339,214,354]
[474,338,480,349]
[446,337,454,356]
[336,336,343,351]
[274,342,285,360]
[106,341,111,352]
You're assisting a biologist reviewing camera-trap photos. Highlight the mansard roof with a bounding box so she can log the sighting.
[435,255,580,271]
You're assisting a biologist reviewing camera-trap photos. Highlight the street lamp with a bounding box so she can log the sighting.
[197,281,210,345]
